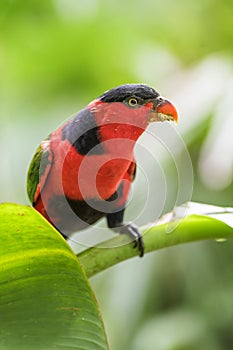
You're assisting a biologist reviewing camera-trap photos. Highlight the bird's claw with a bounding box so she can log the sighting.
[118,222,144,257]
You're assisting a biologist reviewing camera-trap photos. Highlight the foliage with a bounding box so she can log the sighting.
[78,213,233,278]
[0,202,232,349]
[0,203,108,350]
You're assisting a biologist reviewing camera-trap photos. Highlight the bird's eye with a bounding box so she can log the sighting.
[128,98,138,107]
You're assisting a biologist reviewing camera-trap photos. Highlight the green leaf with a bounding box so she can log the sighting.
[0,203,109,350]
[78,214,233,278]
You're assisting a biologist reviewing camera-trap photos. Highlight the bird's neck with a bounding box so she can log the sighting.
[98,123,145,155]
[90,100,149,155]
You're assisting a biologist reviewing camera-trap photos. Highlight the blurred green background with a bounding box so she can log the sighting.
[1,0,233,349]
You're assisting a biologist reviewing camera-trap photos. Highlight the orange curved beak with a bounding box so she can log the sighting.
[149,97,178,124]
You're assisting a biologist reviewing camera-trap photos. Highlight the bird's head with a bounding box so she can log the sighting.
[88,84,178,148]
[90,83,177,124]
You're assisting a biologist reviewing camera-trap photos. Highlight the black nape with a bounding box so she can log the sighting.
[62,108,104,155]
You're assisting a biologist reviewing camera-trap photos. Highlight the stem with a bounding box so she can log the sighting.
[78,215,233,278]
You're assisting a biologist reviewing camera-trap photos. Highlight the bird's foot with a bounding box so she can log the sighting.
[114,222,144,257]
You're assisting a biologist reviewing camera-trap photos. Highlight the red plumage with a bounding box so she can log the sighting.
[27,84,178,257]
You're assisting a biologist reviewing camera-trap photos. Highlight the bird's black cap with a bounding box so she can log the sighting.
[99,84,160,103]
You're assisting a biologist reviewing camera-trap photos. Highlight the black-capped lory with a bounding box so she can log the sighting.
[27,84,178,257]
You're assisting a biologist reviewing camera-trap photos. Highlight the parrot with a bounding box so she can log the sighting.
[27,84,178,257]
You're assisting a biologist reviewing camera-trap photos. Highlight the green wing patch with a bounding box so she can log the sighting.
[27,140,52,204]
